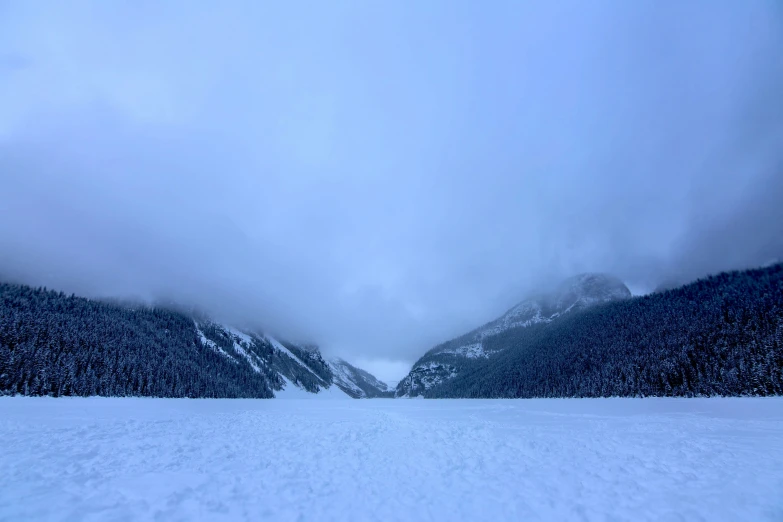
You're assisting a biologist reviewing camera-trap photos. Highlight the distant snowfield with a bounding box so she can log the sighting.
[1,398,782,522]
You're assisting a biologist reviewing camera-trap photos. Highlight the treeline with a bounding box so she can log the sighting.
[428,264,783,398]
[0,284,276,397]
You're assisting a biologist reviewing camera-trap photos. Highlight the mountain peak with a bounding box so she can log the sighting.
[554,272,632,304]
[494,272,630,334]
[396,272,631,397]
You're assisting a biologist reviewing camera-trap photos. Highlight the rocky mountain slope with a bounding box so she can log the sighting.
[396,273,632,397]
[430,264,783,398]
[328,358,393,398]
[0,282,386,398]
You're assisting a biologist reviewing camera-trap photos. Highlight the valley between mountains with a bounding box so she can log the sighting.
[2,263,782,399]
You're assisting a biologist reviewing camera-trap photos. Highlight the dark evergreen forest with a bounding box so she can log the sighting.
[429,264,783,398]
[0,284,277,397]
[2,263,781,399]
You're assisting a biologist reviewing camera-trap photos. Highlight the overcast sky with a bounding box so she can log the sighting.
[1,1,782,382]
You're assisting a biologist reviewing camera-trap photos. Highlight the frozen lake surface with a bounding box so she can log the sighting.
[1,397,782,521]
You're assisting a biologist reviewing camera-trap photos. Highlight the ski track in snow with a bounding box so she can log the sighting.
[1,398,782,522]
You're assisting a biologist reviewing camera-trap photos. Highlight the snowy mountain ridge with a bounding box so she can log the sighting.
[396,273,632,397]
[0,281,390,399]
[195,321,390,399]
[328,358,393,398]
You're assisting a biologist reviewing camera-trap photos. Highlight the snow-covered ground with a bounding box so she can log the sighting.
[1,398,782,522]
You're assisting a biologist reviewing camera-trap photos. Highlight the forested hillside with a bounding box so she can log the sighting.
[5,264,780,400]
[429,264,783,398]
[0,284,277,397]
[396,273,632,396]
[0,284,387,398]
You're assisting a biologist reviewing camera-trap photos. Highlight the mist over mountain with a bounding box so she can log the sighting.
[397,273,633,396]
[0,282,390,398]
[422,264,783,399]
[2,5,783,522]
[1,2,782,375]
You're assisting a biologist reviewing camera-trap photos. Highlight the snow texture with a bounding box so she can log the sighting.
[194,321,233,360]
[228,334,263,373]
[197,322,352,397]
[1,397,782,521]
[439,342,487,358]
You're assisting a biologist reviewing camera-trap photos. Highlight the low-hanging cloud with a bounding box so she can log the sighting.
[1,1,782,379]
